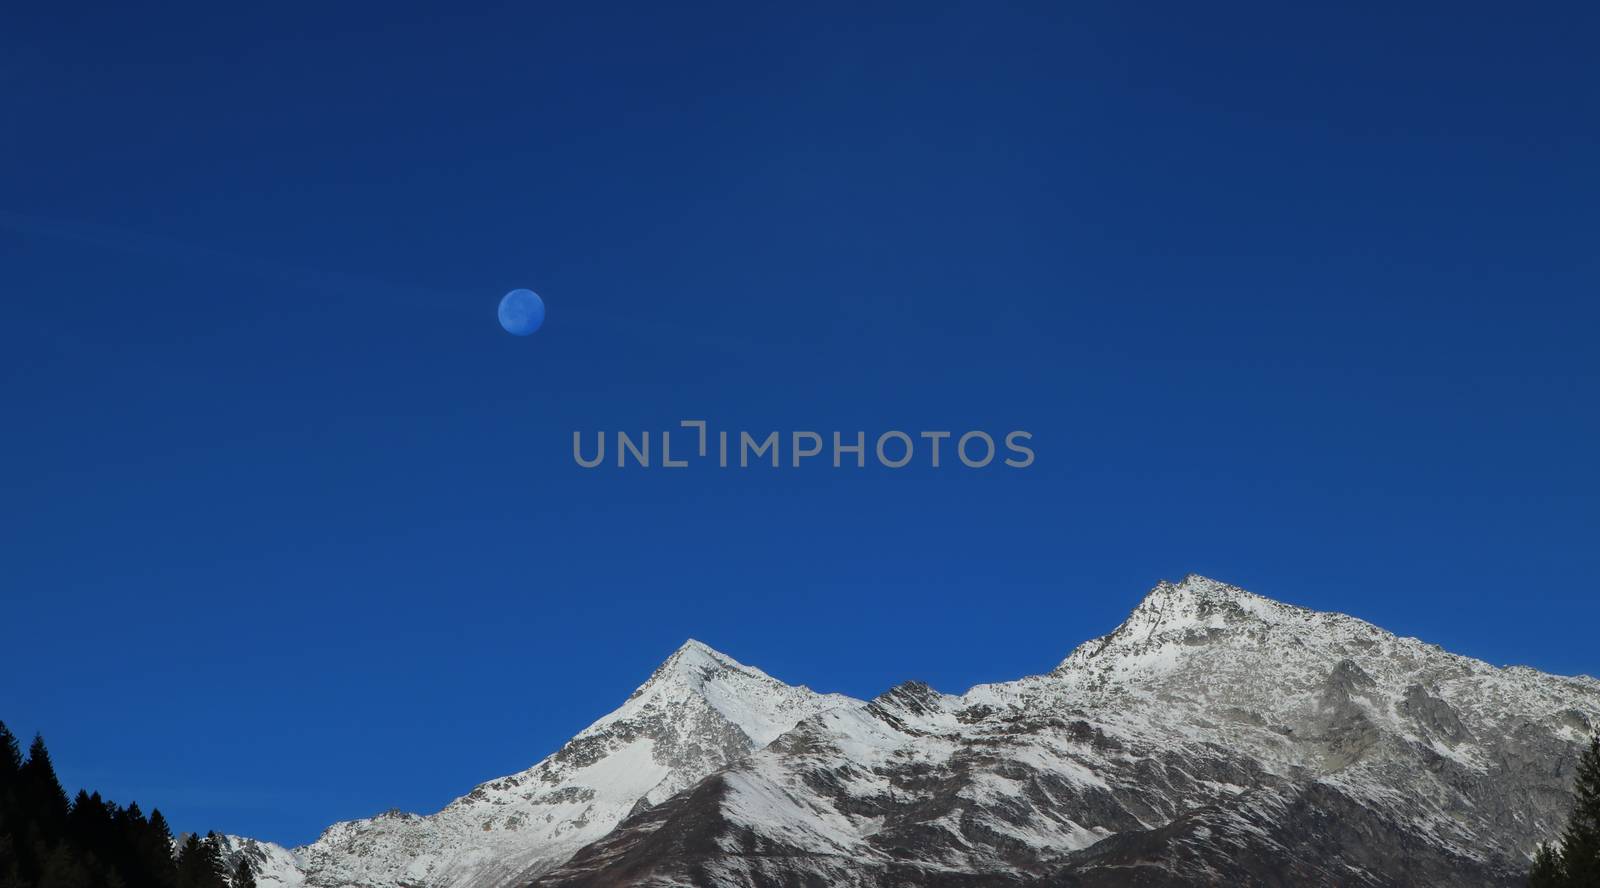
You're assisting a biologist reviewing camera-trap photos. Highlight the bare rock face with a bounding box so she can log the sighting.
[229,576,1600,888]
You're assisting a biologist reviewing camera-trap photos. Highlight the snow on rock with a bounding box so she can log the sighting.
[534,575,1600,888]
[255,640,858,888]
[231,577,1600,888]
[214,835,305,888]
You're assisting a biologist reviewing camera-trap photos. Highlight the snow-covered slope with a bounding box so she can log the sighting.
[536,576,1600,887]
[214,835,307,888]
[226,640,858,888]
[227,577,1600,887]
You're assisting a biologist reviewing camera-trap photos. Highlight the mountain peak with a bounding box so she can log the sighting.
[1122,573,1274,628]
[641,639,766,692]
[671,637,736,665]
[286,639,859,888]
[1148,573,1259,604]
[610,639,858,748]
[1056,575,1307,671]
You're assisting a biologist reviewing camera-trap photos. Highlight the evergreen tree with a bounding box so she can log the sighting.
[146,809,171,840]
[108,802,144,886]
[67,791,114,854]
[33,846,89,888]
[0,724,225,888]
[174,834,205,888]
[1560,734,1600,887]
[0,724,20,783]
[34,846,90,888]
[202,833,230,888]
[18,738,68,840]
[232,857,256,888]
[175,833,228,888]
[142,809,179,888]
[1532,842,1566,888]
[0,723,18,879]
[1535,734,1600,887]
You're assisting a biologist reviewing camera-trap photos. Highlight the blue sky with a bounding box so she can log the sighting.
[2,1,1597,846]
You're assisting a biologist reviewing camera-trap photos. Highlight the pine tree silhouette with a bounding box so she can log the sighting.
[0,724,222,888]
[201,834,230,888]
[145,809,180,888]
[1531,842,1565,888]
[1559,734,1600,886]
[0,723,20,888]
[232,857,257,888]
[19,737,68,841]
[1533,733,1600,887]
[35,845,90,888]
[175,833,231,888]
[0,724,20,780]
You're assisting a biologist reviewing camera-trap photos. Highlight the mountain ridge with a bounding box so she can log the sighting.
[225,637,859,888]
[226,576,1600,888]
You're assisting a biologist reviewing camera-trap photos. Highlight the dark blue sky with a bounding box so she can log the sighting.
[3,1,1596,847]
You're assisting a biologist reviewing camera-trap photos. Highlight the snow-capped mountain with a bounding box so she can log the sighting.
[231,577,1600,888]
[535,576,1600,887]
[225,640,858,888]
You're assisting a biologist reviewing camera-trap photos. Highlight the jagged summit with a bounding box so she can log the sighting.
[637,638,775,693]
[1056,574,1389,672]
[610,639,854,748]
[1122,573,1283,627]
[659,637,726,668]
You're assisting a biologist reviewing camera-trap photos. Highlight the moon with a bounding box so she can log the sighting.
[498,289,545,336]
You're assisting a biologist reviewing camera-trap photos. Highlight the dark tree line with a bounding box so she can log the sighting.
[1531,733,1600,887]
[0,722,253,888]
